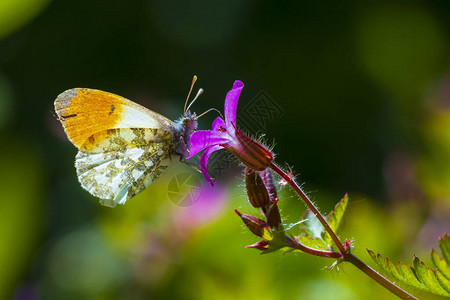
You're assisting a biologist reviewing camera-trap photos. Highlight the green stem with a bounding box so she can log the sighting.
[286,236,343,258]
[344,252,418,300]
[269,162,418,300]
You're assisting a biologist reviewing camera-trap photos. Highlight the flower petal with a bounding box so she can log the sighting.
[212,117,226,131]
[187,130,231,159]
[200,145,223,186]
[224,80,244,130]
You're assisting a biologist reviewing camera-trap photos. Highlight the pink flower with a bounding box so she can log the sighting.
[173,182,227,231]
[187,81,273,185]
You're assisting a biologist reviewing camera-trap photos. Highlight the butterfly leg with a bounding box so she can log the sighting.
[176,135,189,161]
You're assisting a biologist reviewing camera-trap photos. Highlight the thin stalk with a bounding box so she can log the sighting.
[286,236,343,258]
[269,162,418,300]
[270,163,346,253]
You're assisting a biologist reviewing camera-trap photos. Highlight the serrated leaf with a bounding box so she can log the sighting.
[440,234,450,265]
[397,262,425,290]
[368,249,450,297]
[367,249,382,266]
[413,256,448,295]
[436,270,450,294]
[432,249,450,280]
[261,227,273,241]
[323,193,348,247]
[300,210,324,238]
[262,228,287,254]
[399,262,425,290]
[298,235,330,251]
[367,251,383,270]
[386,257,403,281]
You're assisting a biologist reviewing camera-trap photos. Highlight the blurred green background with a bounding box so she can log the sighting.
[1,0,449,299]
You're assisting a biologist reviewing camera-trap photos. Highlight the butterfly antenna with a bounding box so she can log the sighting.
[184,75,198,115]
[196,107,224,120]
[185,88,203,113]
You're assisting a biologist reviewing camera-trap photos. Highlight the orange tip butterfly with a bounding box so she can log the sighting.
[55,77,201,207]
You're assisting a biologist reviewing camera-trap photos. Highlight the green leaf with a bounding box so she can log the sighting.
[323,193,348,248]
[261,227,273,241]
[386,257,403,281]
[436,270,450,294]
[297,194,350,253]
[440,234,450,265]
[413,256,448,295]
[431,236,450,294]
[367,249,450,297]
[397,261,424,290]
[262,228,287,254]
[298,235,329,251]
[432,249,450,280]
[300,210,324,239]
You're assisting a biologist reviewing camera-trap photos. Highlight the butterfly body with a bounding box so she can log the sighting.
[55,88,197,207]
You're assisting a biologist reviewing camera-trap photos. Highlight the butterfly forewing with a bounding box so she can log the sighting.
[55,88,174,150]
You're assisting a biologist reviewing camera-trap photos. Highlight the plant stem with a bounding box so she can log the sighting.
[269,162,418,300]
[344,252,418,300]
[286,236,343,258]
[269,163,346,253]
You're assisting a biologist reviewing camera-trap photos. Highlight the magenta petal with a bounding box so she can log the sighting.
[187,130,230,159]
[212,117,226,131]
[224,80,244,130]
[200,145,223,186]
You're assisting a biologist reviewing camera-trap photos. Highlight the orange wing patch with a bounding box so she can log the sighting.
[55,88,126,149]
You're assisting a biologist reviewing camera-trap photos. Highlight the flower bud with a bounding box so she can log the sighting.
[235,209,268,237]
[260,169,277,201]
[245,168,271,208]
[245,240,269,250]
[224,126,273,171]
[266,199,282,228]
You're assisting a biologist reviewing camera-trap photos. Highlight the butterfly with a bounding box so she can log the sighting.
[54,77,202,207]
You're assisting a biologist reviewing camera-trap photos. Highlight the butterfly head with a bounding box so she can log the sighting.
[173,111,198,159]
[172,76,221,160]
[172,76,203,159]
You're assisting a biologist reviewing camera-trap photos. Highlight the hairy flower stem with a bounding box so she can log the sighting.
[269,163,418,300]
[286,237,342,258]
[269,163,346,253]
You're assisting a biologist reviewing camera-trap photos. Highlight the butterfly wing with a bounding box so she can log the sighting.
[54,89,177,206]
[55,88,174,152]
[76,141,172,207]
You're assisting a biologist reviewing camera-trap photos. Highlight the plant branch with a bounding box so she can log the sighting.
[269,163,346,253]
[286,236,343,258]
[344,252,418,300]
[270,163,418,299]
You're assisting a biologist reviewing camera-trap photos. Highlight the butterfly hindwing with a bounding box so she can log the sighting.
[76,140,173,207]
[80,128,172,153]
